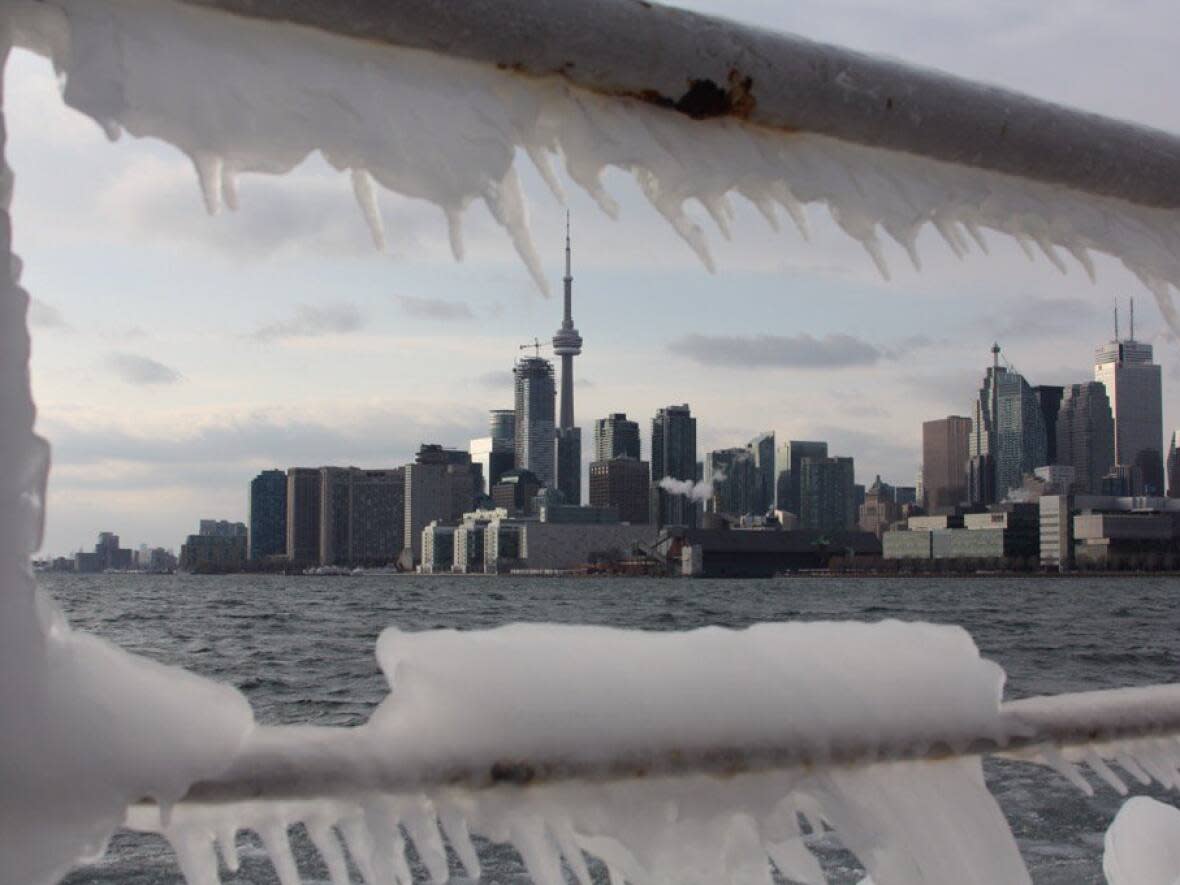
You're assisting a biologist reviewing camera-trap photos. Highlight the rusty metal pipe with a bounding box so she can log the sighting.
[171,0,1180,210]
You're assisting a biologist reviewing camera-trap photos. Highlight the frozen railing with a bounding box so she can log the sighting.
[4,1,1180,884]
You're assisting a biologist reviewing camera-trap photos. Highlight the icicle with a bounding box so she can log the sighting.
[215,822,240,872]
[771,183,811,241]
[350,168,386,250]
[168,828,221,885]
[1115,752,1153,786]
[259,823,302,885]
[511,818,566,885]
[526,144,566,202]
[1067,242,1097,281]
[443,207,465,262]
[400,800,449,882]
[307,820,350,885]
[483,166,550,296]
[220,166,239,212]
[702,193,734,240]
[363,800,413,885]
[190,151,224,216]
[766,839,825,885]
[1083,749,1128,795]
[1040,746,1095,796]
[636,171,715,273]
[437,804,480,879]
[932,215,967,259]
[551,818,593,885]
[963,219,990,255]
[339,815,381,885]
[1033,234,1069,274]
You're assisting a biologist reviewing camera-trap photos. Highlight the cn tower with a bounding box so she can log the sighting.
[552,211,583,430]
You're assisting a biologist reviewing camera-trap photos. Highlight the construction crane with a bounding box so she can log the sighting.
[519,337,552,358]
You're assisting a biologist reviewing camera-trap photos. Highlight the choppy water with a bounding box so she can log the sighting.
[43,572,1180,884]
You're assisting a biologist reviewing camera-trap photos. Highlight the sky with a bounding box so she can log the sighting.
[9,0,1180,556]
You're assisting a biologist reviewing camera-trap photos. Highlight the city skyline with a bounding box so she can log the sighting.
[11,0,1180,555]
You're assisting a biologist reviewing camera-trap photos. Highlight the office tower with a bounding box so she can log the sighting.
[1034,386,1064,464]
[922,416,972,513]
[589,458,650,524]
[404,445,480,564]
[492,469,543,516]
[470,436,514,495]
[489,409,516,449]
[249,470,287,560]
[705,447,759,517]
[774,440,828,515]
[514,356,556,488]
[650,404,698,527]
[1168,431,1180,498]
[893,486,917,506]
[747,431,775,514]
[799,456,856,532]
[348,468,404,566]
[552,213,584,505]
[319,466,351,566]
[198,520,246,538]
[1095,302,1164,493]
[1056,382,1115,494]
[859,475,899,539]
[286,467,321,564]
[594,413,641,461]
[969,343,1047,501]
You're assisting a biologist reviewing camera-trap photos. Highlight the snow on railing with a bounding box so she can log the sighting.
[3,2,1180,884]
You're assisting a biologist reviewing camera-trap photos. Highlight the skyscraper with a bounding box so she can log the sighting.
[1095,302,1164,494]
[1034,386,1064,464]
[969,344,1047,501]
[774,440,828,515]
[747,431,775,514]
[589,458,650,524]
[514,356,556,488]
[347,468,404,566]
[799,456,856,532]
[318,466,352,566]
[704,447,759,517]
[1168,431,1180,498]
[489,409,516,449]
[922,416,971,513]
[403,445,480,564]
[248,469,286,561]
[553,212,584,506]
[1056,382,1115,494]
[286,467,321,564]
[470,436,514,495]
[650,404,697,527]
[594,413,641,461]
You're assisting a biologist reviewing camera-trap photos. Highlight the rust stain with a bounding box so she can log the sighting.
[625,68,757,122]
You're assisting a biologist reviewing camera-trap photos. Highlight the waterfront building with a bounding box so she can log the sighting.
[552,214,584,506]
[705,447,759,517]
[650,404,698,528]
[514,356,556,488]
[589,458,650,524]
[1034,386,1065,464]
[774,440,828,516]
[859,475,900,539]
[593,413,641,462]
[1094,305,1164,493]
[470,436,514,495]
[884,504,1039,563]
[319,466,351,566]
[1169,431,1180,498]
[747,431,776,514]
[248,470,287,561]
[180,521,247,572]
[491,468,543,516]
[403,445,480,565]
[286,467,321,565]
[799,455,856,532]
[1056,382,1115,494]
[74,532,134,573]
[969,344,1047,502]
[420,522,456,574]
[348,468,404,566]
[489,409,516,449]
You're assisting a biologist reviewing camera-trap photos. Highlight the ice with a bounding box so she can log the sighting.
[10,0,1180,325]
[1103,797,1180,885]
[121,621,1030,884]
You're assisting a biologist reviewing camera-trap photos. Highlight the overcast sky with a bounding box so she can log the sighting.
[10,0,1180,555]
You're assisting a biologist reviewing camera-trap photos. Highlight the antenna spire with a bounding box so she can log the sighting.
[564,210,571,281]
[1114,298,1120,341]
[1130,296,1135,340]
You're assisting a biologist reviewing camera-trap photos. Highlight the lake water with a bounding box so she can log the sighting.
[43,572,1180,884]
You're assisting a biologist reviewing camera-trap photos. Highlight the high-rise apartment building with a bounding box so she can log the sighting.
[650,404,697,527]
[489,409,516,449]
[969,344,1047,501]
[922,416,971,513]
[1168,431,1180,498]
[747,431,775,514]
[514,356,556,489]
[286,467,321,564]
[1094,307,1164,493]
[553,213,584,506]
[403,445,480,564]
[319,466,352,566]
[799,456,856,532]
[705,447,759,517]
[1056,382,1115,494]
[594,413,641,461]
[348,468,404,566]
[774,440,828,516]
[248,469,287,561]
[589,458,650,524]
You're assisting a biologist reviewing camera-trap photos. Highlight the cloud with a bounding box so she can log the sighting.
[476,370,515,389]
[393,293,474,321]
[254,303,365,341]
[104,353,183,385]
[29,299,69,329]
[667,333,882,369]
